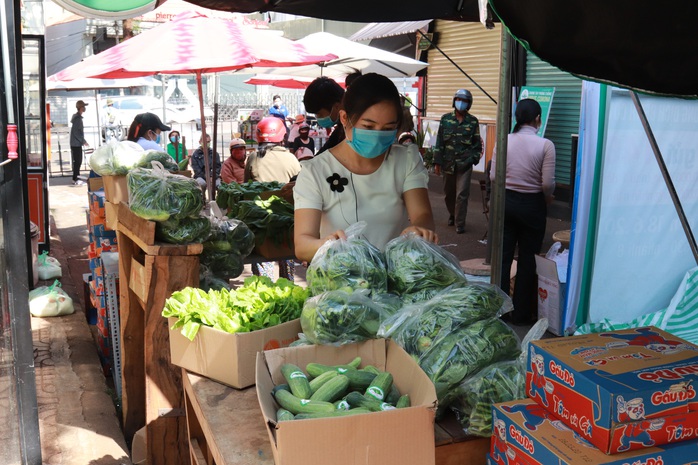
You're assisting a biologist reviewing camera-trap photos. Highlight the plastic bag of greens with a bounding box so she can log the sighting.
[204,217,255,257]
[300,289,395,345]
[448,319,548,435]
[89,140,145,175]
[36,251,62,280]
[199,249,244,280]
[127,161,203,221]
[29,280,74,317]
[418,317,521,400]
[384,232,467,295]
[155,215,212,244]
[136,150,179,172]
[198,265,231,292]
[378,283,513,354]
[306,221,387,296]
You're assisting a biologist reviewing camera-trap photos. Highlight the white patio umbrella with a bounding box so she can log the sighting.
[248,31,428,80]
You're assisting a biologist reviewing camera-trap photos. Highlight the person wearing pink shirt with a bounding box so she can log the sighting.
[490,98,556,325]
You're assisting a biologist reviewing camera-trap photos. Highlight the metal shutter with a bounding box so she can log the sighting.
[425,20,501,123]
[525,53,583,186]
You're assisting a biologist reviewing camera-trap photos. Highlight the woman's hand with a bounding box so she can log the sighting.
[322,229,347,243]
[401,226,438,244]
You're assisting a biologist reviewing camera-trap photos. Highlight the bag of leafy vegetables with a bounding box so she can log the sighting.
[127,162,203,221]
[136,150,179,172]
[234,195,293,247]
[378,282,513,354]
[155,215,211,244]
[448,319,548,435]
[199,249,244,280]
[204,217,255,257]
[418,317,521,401]
[89,140,145,176]
[306,221,388,296]
[198,265,231,292]
[300,289,396,345]
[384,233,468,295]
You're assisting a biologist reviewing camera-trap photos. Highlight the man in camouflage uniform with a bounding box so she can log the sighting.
[433,89,482,234]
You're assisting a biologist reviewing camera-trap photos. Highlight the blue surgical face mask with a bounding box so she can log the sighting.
[155,133,161,144]
[455,100,471,112]
[317,115,336,128]
[346,127,397,159]
[170,136,179,143]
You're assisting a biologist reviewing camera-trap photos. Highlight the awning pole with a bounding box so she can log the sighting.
[489,27,514,286]
[630,91,698,264]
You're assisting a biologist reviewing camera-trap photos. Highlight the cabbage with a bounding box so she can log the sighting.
[89,140,145,175]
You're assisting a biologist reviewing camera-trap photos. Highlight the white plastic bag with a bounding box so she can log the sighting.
[29,280,74,317]
[36,251,62,280]
[545,241,569,283]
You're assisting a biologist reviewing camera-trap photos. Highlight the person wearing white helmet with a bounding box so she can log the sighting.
[433,88,482,234]
[221,138,247,184]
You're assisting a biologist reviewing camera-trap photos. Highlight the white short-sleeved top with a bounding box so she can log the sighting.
[293,143,428,250]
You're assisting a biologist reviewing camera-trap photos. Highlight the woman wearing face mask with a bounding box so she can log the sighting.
[220,138,247,184]
[294,73,438,263]
[127,112,171,151]
[166,130,187,164]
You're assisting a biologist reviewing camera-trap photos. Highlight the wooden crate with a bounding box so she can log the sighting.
[102,175,129,204]
[117,214,202,464]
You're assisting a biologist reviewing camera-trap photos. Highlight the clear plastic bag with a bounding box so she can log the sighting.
[29,280,74,317]
[136,150,180,172]
[155,215,212,244]
[127,161,203,222]
[198,265,231,292]
[204,217,255,257]
[89,140,145,176]
[300,289,396,345]
[384,232,467,295]
[306,221,387,296]
[378,282,513,355]
[37,251,62,280]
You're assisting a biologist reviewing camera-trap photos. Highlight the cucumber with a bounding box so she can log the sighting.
[335,399,351,411]
[294,408,372,420]
[281,363,312,400]
[344,369,377,391]
[309,370,339,394]
[386,384,401,405]
[306,362,356,378]
[345,392,397,412]
[361,365,381,375]
[276,408,295,422]
[347,356,362,369]
[272,383,290,396]
[396,394,411,409]
[274,389,336,415]
[310,374,350,403]
[364,372,393,401]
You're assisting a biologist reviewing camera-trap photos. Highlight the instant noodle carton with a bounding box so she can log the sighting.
[491,398,698,465]
[525,327,698,454]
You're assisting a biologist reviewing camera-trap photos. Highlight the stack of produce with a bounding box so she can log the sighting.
[216,180,285,216]
[163,275,308,341]
[89,140,179,176]
[198,217,255,284]
[271,357,411,421]
[232,194,294,251]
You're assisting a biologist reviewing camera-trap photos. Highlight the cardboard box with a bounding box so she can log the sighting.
[490,399,698,464]
[256,339,438,465]
[104,201,118,231]
[168,317,301,389]
[88,176,104,192]
[526,327,698,454]
[89,190,106,215]
[534,255,566,336]
[102,175,129,205]
[131,426,146,465]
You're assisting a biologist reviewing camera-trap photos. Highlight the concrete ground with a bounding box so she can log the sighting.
[35,167,571,463]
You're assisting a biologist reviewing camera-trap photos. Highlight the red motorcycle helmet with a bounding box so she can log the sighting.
[256,117,286,143]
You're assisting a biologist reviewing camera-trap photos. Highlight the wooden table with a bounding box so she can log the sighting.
[182,370,489,465]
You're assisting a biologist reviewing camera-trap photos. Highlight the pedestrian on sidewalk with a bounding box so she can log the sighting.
[433,89,482,234]
[303,77,345,154]
[490,98,556,325]
[69,100,89,186]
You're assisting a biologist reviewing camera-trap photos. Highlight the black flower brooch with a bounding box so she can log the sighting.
[326,173,349,193]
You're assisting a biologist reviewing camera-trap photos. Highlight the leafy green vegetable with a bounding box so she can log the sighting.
[234,195,294,247]
[217,180,285,216]
[203,217,255,256]
[449,361,526,436]
[199,249,244,280]
[418,318,520,401]
[306,222,387,296]
[300,289,395,345]
[384,233,468,295]
[162,275,309,341]
[89,140,145,175]
[137,150,179,172]
[127,167,203,221]
[155,216,211,244]
[378,283,512,354]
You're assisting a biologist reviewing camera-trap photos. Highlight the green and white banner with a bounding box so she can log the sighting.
[514,86,555,137]
[52,0,163,20]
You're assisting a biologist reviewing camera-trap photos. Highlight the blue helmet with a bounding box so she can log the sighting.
[452,89,473,111]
